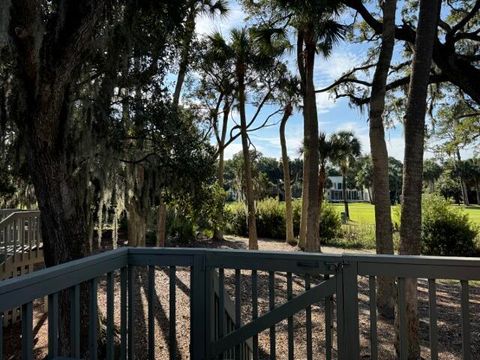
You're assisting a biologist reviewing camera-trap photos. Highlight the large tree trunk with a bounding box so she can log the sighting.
[280,102,295,245]
[398,0,441,358]
[236,62,258,250]
[303,29,320,253]
[6,1,104,355]
[369,0,397,319]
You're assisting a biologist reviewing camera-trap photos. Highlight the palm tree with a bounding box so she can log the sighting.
[330,131,361,220]
[423,159,443,193]
[173,0,229,104]
[399,0,441,357]
[368,0,397,319]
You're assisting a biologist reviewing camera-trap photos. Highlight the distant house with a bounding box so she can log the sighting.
[325,176,371,202]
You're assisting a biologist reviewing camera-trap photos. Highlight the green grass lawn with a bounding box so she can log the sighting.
[331,202,480,225]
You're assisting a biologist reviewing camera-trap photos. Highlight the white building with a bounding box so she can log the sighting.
[325,176,371,202]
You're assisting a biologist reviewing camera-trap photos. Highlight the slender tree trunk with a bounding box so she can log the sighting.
[303,29,320,252]
[399,0,441,358]
[236,62,258,250]
[342,171,350,219]
[318,164,326,209]
[297,31,308,250]
[172,5,196,105]
[369,0,397,319]
[456,149,470,205]
[156,197,167,246]
[280,102,295,244]
[213,102,230,241]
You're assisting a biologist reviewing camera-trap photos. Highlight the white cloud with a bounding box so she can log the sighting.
[223,143,243,160]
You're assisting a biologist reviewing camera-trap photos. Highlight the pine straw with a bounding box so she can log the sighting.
[2,236,479,359]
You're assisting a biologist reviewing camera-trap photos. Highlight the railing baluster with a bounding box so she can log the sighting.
[369,276,378,360]
[27,216,32,258]
[398,278,407,360]
[251,269,258,360]
[69,284,80,358]
[235,269,241,360]
[218,268,225,360]
[21,302,33,360]
[169,265,176,360]
[148,266,155,360]
[120,267,127,360]
[12,219,17,261]
[305,274,312,360]
[48,292,59,358]
[20,218,24,261]
[428,279,438,360]
[461,280,471,360]
[286,272,294,360]
[89,278,98,360]
[268,271,275,360]
[0,313,3,360]
[106,272,114,360]
[324,274,332,360]
[128,266,135,360]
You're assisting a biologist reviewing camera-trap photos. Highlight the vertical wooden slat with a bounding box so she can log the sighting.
[48,292,59,358]
[335,269,345,359]
[148,266,155,360]
[190,255,206,360]
[128,266,135,360]
[27,216,32,258]
[70,284,80,358]
[35,216,40,257]
[287,272,294,360]
[0,313,3,360]
[21,302,33,360]
[461,280,471,360]
[235,269,241,360]
[398,278,407,360]
[12,219,17,260]
[268,271,275,360]
[218,268,225,359]
[89,278,98,360]
[120,267,127,360]
[106,272,114,360]
[369,276,378,360]
[305,274,312,360]
[19,218,24,261]
[251,269,259,360]
[428,279,438,360]
[169,266,176,360]
[324,274,332,360]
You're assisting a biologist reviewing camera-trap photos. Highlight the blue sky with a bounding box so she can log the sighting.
[192,1,414,161]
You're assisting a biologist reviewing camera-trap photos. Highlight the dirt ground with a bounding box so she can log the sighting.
[3,236,479,359]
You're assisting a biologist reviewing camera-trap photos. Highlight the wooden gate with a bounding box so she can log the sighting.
[201,253,360,360]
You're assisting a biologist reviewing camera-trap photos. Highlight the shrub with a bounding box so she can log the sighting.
[224,199,342,243]
[421,194,478,256]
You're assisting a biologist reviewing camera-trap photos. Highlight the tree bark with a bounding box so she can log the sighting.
[398,0,441,358]
[369,0,397,319]
[236,61,258,250]
[172,4,196,105]
[280,102,295,245]
[297,32,308,250]
[213,102,230,241]
[303,28,320,253]
[156,197,167,246]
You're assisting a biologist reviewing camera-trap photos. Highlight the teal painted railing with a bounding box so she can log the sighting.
[0,247,479,359]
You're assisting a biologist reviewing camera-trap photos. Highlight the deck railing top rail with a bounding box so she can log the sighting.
[1,247,480,360]
[1,247,480,313]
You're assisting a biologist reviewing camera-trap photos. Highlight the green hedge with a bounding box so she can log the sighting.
[422,194,479,256]
[225,199,341,243]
